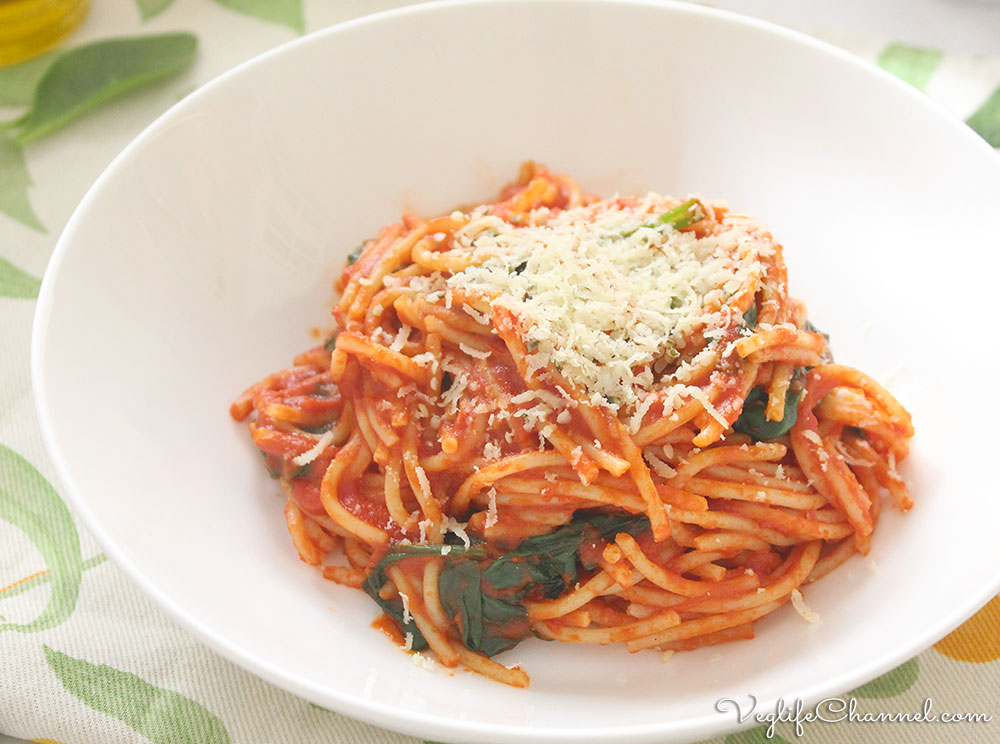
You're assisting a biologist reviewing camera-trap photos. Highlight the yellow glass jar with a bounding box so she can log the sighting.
[0,0,90,66]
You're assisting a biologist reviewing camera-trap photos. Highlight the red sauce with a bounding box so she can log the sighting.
[339,485,392,532]
[371,613,406,646]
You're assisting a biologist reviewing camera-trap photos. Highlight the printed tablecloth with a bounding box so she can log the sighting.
[1,2,998,743]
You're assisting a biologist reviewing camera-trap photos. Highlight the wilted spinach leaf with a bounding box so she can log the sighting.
[363,544,487,651]
[733,384,802,441]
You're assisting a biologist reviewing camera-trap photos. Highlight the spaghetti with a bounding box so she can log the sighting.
[231,163,913,687]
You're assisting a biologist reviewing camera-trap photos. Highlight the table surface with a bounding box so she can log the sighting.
[2,1,998,744]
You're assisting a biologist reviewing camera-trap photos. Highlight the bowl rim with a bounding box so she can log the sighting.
[31,1,1000,742]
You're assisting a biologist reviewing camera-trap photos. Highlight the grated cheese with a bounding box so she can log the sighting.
[445,517,471,548]
[412,653,437,671]
[448,196,770,413]
[417,518,431,545]
[389,324,411,352]
[643,450,677,478]
[399,591,412,624]
[413,464,433,501]
[686,386,730,430]
[790,589,821,624]
[485,487,498,529]
[459,342,492,359]
[461,304,491,325]
[291,429,336,467]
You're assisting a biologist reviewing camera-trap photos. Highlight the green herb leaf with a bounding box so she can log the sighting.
[742,304,757,329]
[0,135,45,232]
[346,244,363,266]
[626,198,706,236]
[299,422,332,435]
[732,384,802,441]
[212,0,305,34]
[43,645,232,743]
[0,51,60,107]
[136,0,176,21]
[261,451,281,479]
[479,595,528,656]
[0,255,42,298]
[483,513,648,596]
[323,335,338,351]
[363,544,488,650]
[365,513,647,658]
[439,560,484,650]
[11,33,198,146]
[0,444,83,633]
[438,557,528,657]
[290,463,310,479]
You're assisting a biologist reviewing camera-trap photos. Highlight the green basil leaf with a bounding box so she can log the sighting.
[212,0,304,34]
[439,560,529,657]
[625,198,706,236]
[438,560,483,651]
[478,594,529,657]
[346,244,363,266]
[363,544,487,649]
[588,512,650,539]
[299,422,332,435]
[483,513,648,594]
[743,304,757,329]
[12,33,198,146]
[732,384,803,441]
[482,594,527,626]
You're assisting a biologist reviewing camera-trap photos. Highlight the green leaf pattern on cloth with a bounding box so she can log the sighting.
[0,50,60,107]
[43,645,233,744]
[0,254,42,298]
[0,135,45,232]
[967,87,1000,148]
[1,553,106,605]
[850,658,921,699]
[725,726,793,744]
[136,0,177,21]
[211,0,305,34]
[877,42,943,91]
[0,444,82,633]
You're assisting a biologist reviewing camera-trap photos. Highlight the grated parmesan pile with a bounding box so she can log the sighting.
[447,195,773,413]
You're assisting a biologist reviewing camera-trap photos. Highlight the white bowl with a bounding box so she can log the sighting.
[32,1,1000,742]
